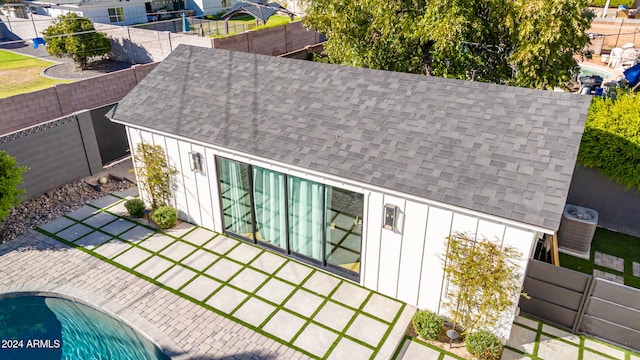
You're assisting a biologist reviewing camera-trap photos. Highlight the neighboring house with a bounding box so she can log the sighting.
[22,0,202,25]
[109,45,591,337]
[185,0,232,16]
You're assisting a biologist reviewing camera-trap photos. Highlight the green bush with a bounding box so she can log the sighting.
[152,205,177,229]
[589,0,633,7]
[125,198,146,218]
[465,330,502,360]
[578,93,640,190]
[411,310,443,340]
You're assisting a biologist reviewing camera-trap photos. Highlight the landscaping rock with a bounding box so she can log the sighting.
[0,179,132,242]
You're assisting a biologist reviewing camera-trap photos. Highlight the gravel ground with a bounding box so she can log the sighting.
[0,179,132,243]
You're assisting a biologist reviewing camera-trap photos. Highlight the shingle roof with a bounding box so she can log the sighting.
[109,45,592,231]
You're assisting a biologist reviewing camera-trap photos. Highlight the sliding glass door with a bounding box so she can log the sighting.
[252,167,286,249]
[218,158,253,238]
[216,156,363,279]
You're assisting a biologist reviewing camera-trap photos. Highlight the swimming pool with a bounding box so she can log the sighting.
[0,296,169,360]
[578,64,614,80]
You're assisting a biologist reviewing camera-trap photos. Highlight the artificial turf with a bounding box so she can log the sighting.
[559,227,640,289]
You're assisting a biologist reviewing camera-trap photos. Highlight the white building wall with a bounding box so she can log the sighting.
[187,0,231,16]
[81,4,148,25]
[126,127,540,339]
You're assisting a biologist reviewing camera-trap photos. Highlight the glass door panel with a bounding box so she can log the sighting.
[217,158,254,238]
[288,177,324,261]
[325,187,363,274]
[252,167,286,250]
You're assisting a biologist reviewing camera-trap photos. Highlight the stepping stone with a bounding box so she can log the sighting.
[634,262,640,278]
[593,269,624,284]
[594,252,624,272]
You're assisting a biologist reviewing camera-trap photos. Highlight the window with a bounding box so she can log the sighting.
[108,7,125,23]
[216,157,363,279]
[221,0,231,7]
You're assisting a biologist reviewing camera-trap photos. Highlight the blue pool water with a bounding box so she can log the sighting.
[578,64,613,80]
[0,296,169,360]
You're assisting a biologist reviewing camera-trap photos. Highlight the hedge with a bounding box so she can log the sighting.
[589,0,634,7]
[578,92,640,190]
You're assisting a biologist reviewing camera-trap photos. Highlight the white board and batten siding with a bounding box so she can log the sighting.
[362,193,538,316]
[128,127,539,322]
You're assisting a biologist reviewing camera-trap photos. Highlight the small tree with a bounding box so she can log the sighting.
[133,143,178,209]
[43,14,111,70]
[442,232,522,335]
[0,151,27,226]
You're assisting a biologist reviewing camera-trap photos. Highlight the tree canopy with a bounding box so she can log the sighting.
[303,0,594,88]
[43,13,111,70]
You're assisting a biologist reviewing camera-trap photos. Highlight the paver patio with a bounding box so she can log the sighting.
[0,190,415,359]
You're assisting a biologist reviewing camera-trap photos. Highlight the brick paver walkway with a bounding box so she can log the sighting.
[0,190,414,359]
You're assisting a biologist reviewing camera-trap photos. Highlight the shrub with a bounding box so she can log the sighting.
[465,330,502,360]
[125,198,146,218]
[151,205,177,229]
[411,310,443,340]
[578,93,640,190]
[0,151,27,223]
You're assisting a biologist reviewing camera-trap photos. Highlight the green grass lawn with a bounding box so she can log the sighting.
[198,15,299,38]
[559,227,640,289]
[0,49,73,98]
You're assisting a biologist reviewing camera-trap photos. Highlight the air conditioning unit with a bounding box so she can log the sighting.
[557,204,598,260]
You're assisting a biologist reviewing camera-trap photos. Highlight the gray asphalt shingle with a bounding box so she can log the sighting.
[109,45,591,231]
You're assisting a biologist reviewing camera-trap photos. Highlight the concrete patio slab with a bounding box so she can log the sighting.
[204,236,240,255]
[255,278,295,305]
[541,324,579,344]
[232,297,276,327]
[506,324,537,355]
[134,256,175,279]
[226,242,263,263]
[537,335,579,360]
[634,262,640,277]
[74,230,111,249]
[593,269,624,284]
[113,246,154,268]
[346,313,388,347]
[250,251,287,274]
[181,275,221,301]
[595,252,624,272]
[584,339,626,359]
[284,289,324,317]
[313,300,355,332]
[139,233,176,252]
[229,267,268,293]
[364,293,403,322]
[501,348,529,360]
[101,218,137,236]
[57,223,94,241]
[514,315,539,329]
[163,222,195,238]
[205,258,243,281]
[304,271,341,297]
[120,225,155,243]
[262,309,306,342]
[206,286,247,313]
[38,216,75,233]
[327,337,373,360]
[331,281,370,309]
[182,227,216,246]
[159,241,198,262]
[582,350,614,360]
[83,211,118,228]
[89,194,122,209]
[93,239,131,259]
[157,264,197,289]
[276,261,313,284]
[294,323,339,358]
[395,339,441,360]
[65,205,100,221]
[181,250,219,271]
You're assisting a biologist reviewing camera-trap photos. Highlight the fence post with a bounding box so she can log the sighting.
[573,276,596,333]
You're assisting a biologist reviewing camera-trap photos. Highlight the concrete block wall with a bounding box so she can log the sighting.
[0,63,158,135]
[0,112,102,198]
[567,165,640,237]
[281,43,325,60]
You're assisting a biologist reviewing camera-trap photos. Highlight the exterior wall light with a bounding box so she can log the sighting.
[383,204,398,231]
[189,151,203,173]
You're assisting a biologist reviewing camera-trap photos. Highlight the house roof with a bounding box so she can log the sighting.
[109,45,592,231]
